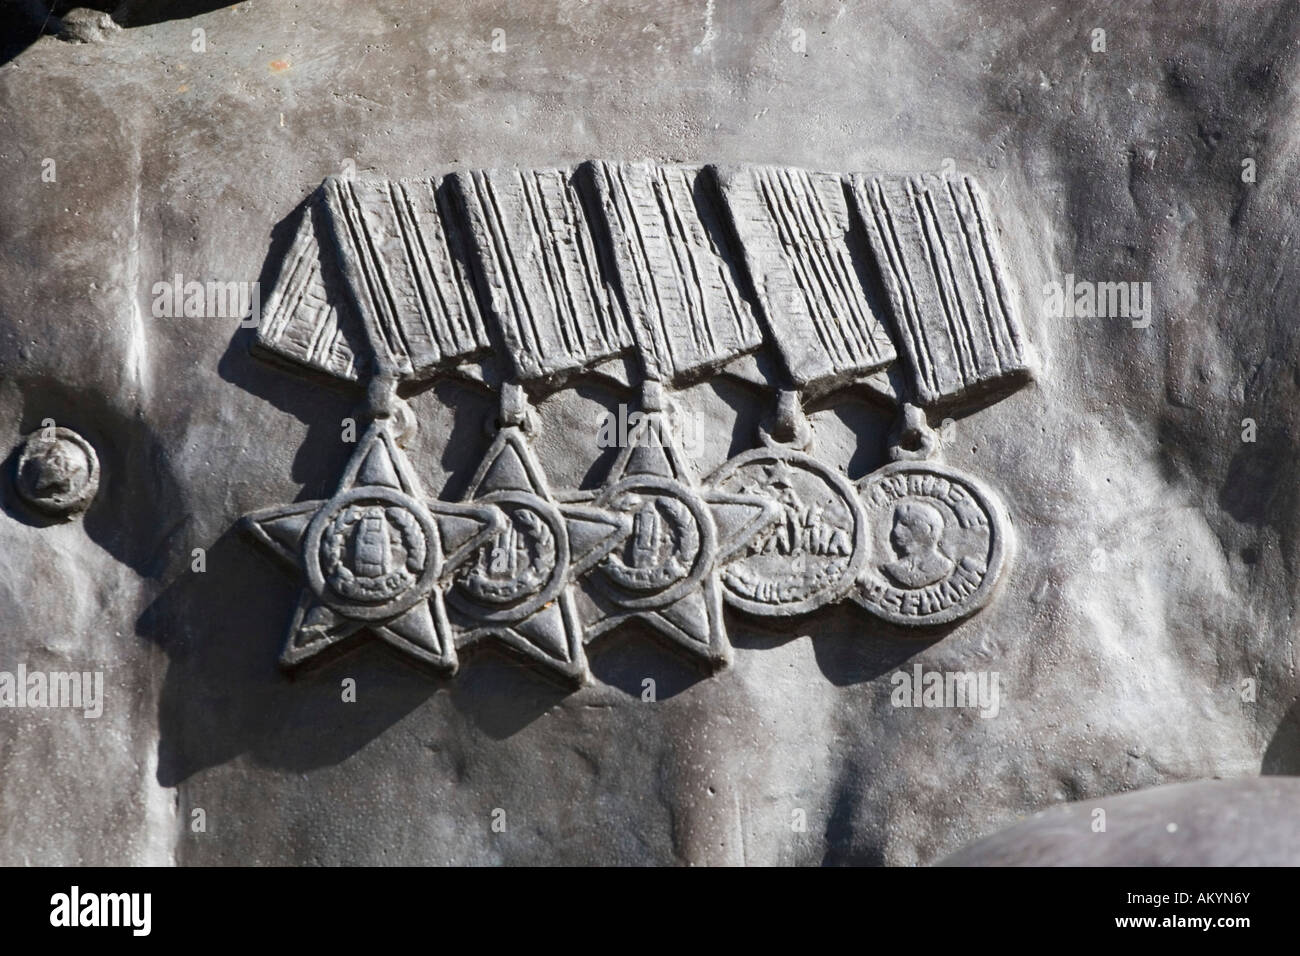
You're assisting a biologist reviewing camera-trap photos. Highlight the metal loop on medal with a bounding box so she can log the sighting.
[484,410,539,437]
[889,403,939,462]
[485,382,539,437]
[486,382,535,439]
[366,374,418,447]
[757,389,813,451]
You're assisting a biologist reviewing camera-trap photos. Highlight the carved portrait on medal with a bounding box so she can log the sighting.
[854,462,1011,627]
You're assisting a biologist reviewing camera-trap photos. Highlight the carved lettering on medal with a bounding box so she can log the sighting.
[853,462,1010,626]
[708,449,866,617]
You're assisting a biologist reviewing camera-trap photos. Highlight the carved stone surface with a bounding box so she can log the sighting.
[14,426,100,517]
[256,195,368,382]
[576,392,777,665]
[242,419,502,672]
[851,174,1032,409]
[322,176,492,380]
[584,161,763,384]
[940,779,1300,866]
[714,164,897,394]
[853,461,1010,626]
[3,1,1297,870]
[709,446,866,617]
[447,391,627,685]
[250,156,1024,678]
[450,167,633,386]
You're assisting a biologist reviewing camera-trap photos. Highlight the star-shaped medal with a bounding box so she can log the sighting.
[445,414,628,686]
[575,403,778,668]
[241,419,502,673]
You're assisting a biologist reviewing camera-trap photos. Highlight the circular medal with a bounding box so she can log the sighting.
[450,490,568,623]
[854,461,1011,626]
[303,485,441,621]
[595,474,715,610]
[707,447,866,617]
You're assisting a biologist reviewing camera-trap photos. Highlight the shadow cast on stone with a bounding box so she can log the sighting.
[4,376,187,579]
[1217,425,1292,529]
[138,526,451,786]
[445,647,574,740]
[706,376,771,459]
[587,619,713,701]
[425,378,498,501]
[562,379,629,491]
[1,443,62,531]
[822,768,887,866]
[805,395,891,479]
[217,323,361,500]
[1262,696,1300,775]
[2,1,242,67]
[727,600,933,686]
[811,608,952,687]
[216,194,368,500]
[150,320,586,781]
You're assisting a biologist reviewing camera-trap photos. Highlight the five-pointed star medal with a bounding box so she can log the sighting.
[241,419,502,673]
[445,420,628,686]
[575,407,778,668]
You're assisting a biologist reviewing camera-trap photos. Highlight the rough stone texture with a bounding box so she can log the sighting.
[715,164,897,393]
[940,779,1300,866]
[0,1,1298,865]
[851,174,1032,408]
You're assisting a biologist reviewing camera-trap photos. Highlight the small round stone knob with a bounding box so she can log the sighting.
[14,426,100,518]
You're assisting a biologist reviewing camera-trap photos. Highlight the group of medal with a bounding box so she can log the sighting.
[243,162,1030,684]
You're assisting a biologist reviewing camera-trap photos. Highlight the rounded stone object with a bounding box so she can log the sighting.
[939,778,1300,866]
[14,426,100,518]
[854,461,1011,627]
[708,447,867,617]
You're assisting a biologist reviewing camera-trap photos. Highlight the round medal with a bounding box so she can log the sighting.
[854,461,1011,626]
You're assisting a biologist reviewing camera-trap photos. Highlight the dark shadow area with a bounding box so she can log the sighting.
[567,379,632,489]
[822,764,887,866]
[137,526,447,785]
[705,376,770,460]
[587,618,713,700]
[806,394,891,479]
[446,646,573,739]
[727,600,932,686]
[3,375,187,579]
[1,0,241,67]
[1,0,55,66]
[100,0,236,24]
[809,603,949,686]
[1217,424,1290,528]
[218,321,359,501]
[145,276,574,782]
[425,378,496,501]
[1262,696,1300,775]
[217,195,366,500]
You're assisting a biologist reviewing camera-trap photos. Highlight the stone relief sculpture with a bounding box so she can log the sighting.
[246,162,1028,684]
[10,1,1290,879]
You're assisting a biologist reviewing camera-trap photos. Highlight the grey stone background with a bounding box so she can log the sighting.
[0,0,1295,865]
